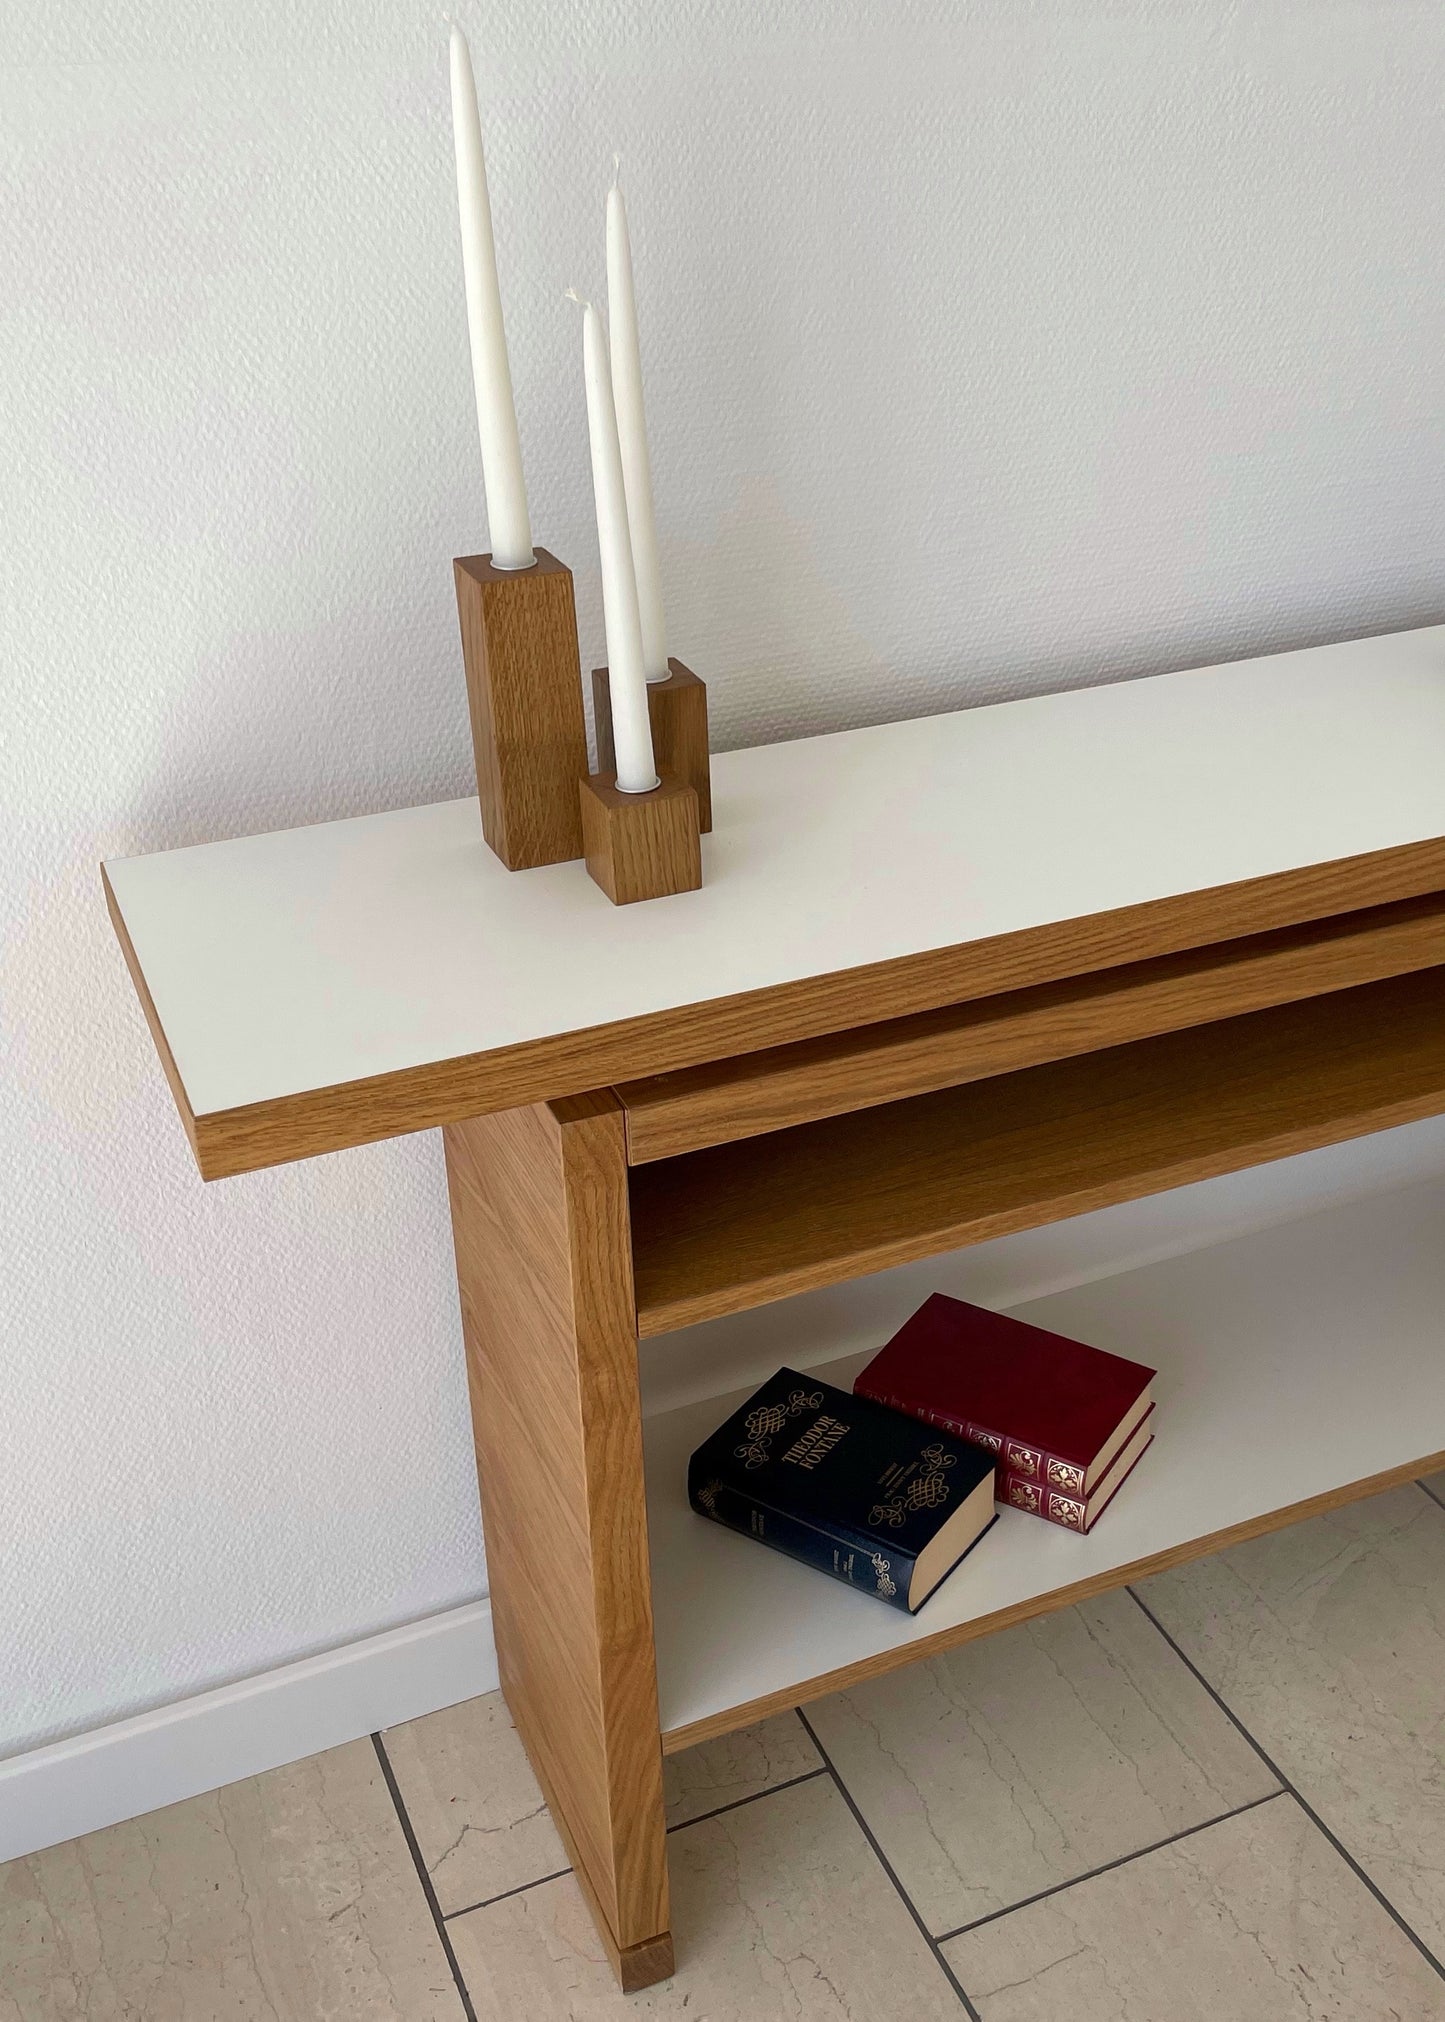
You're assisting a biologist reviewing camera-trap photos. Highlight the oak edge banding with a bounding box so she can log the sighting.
[119,833,1445,1180]
[658,1444,1445,1753]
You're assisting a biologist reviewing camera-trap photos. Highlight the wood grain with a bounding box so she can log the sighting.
[630,964,1445,1334]
[618,892,1445,1162]
[443,1094,671,1984]
[523,1741,676,1990]
[454,549,589,870]
[580,772,702,906]
[154,836,1445,1178]
[659,1442,1445,1752]
[593,661,712,832]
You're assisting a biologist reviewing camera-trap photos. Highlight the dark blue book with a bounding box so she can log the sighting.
[688,1368,997,1613]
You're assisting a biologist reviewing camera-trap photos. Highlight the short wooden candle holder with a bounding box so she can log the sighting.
[578,772,703,906]
[592,661,711,832]
[454,549,590,870]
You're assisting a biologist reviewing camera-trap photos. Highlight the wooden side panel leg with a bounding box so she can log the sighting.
[443,1093,673,1991]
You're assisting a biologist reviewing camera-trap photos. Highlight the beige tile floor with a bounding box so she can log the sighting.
[4,1472,1445,2021]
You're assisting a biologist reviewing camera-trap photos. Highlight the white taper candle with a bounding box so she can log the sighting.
[575,296,659,794]
[605,174,668,680]
[449,24,534,570]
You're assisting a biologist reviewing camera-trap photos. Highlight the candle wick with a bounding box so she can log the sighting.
[564,287,590,310]
[612,152,621,188]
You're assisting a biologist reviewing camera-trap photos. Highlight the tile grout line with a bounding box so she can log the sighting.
[364,1537,1445,1990]
[1124,1586,1445,1986]
[797,1706,984,2022]
[933,1789,1287,1944]
[1418,1476,1445,1514]
[371,1733,479,2022]
[663,1763,832,1837]
[442,1865,574,1923]
[437,1766,833,1923]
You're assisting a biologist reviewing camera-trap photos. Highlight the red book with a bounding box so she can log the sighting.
[854,1293,1156,1520]
[997,1408,1155,1534]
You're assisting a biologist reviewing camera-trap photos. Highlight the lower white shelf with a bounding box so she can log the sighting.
[645,1173,1445,1747]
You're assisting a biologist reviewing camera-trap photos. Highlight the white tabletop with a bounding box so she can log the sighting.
[105,627,1445,1129]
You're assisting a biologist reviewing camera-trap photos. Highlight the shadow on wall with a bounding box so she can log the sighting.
[657,470,1445,768]
[662,474,897,754]
[123,458,1445,861]
[126,474,900,853]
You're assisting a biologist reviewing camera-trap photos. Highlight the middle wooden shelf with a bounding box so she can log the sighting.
[628,964,1445,1334]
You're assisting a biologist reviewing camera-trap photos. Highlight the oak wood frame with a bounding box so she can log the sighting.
[443,1094,672,1987]
[107,832,1445,1992]
[433,930,1445,1987]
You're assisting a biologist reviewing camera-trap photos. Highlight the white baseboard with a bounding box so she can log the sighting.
[0,1600,497,1866]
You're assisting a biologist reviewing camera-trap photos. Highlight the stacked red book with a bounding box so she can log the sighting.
[853,1293,1156,1534]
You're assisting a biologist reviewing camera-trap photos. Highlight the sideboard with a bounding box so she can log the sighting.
[105,626,1445,1988]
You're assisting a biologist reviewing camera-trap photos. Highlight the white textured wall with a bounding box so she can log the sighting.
[3,0,1444,1760]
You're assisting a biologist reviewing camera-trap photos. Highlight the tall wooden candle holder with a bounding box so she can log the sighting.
[454,549,590,869]
[593,661,712,832]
